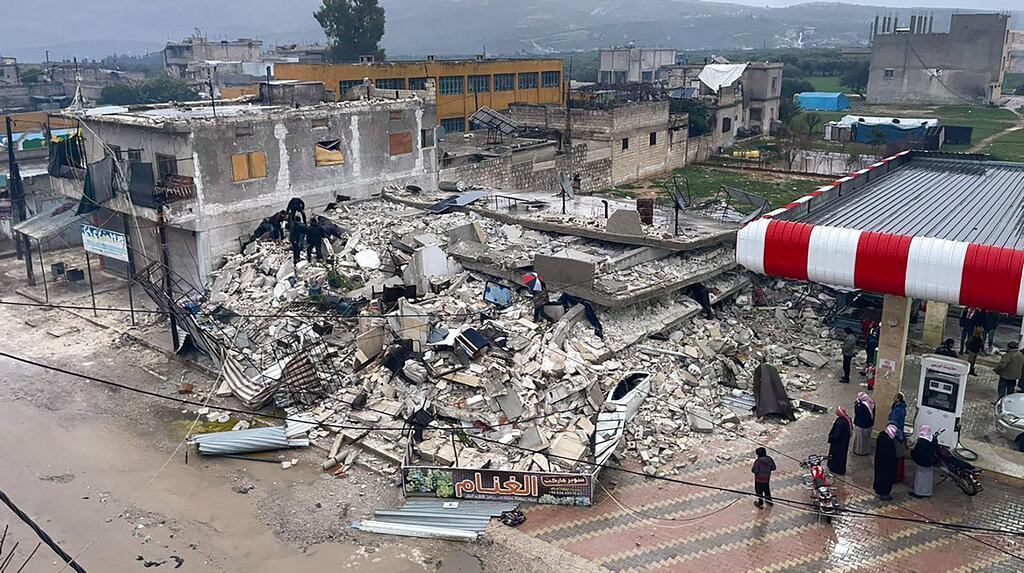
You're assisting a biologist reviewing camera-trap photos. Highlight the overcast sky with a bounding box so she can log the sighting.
[725,0,1017,7]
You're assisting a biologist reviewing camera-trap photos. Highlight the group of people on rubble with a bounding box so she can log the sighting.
[752,391,941,509]
[241,197,346,264]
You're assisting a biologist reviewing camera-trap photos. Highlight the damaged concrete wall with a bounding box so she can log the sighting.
[439,142,612,194]
[190,100,437,270]
[510,101,688,187]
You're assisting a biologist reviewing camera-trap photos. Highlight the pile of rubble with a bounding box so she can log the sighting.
[189,191,838,477]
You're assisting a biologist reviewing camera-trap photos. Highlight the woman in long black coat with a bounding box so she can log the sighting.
[828,406,853,475]
[874,424,899,501]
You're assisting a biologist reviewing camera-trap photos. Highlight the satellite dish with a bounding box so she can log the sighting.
[559,173,575,200]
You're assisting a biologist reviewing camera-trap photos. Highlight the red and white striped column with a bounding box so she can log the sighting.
[736,218,1024,315]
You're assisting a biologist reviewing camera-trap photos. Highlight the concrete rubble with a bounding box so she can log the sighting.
[191,187,840,479]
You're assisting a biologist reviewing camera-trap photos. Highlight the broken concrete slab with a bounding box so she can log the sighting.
[446,222,487,246]
[606,209,644,236]
[687,407,715,433]
[798,351,828,369]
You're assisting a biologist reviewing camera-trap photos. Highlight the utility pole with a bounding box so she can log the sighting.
[157,205,180,350]
[5,116,35,285]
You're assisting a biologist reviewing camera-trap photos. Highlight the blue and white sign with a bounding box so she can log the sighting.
[81,224,129,262]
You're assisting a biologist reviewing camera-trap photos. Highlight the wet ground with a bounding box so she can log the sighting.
[1,259,603,572]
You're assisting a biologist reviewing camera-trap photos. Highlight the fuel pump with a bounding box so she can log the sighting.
[915,355,969,449]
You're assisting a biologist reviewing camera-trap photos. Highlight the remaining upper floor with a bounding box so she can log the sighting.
[64,96,437,229]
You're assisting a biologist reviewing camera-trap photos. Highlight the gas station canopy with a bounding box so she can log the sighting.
[737,151,1024,315]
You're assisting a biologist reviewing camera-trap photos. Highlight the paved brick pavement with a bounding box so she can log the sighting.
[519,359,1023,573]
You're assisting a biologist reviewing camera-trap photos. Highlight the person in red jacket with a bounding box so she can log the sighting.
[752,447,777,508]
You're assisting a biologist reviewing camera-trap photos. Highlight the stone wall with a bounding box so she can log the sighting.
[439,143,613,194]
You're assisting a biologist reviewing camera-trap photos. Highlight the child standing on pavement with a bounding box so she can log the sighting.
[752,447,777,508]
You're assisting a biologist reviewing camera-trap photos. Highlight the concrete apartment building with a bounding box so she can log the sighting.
[598,47,678,84]
[866,13,1010,105]
[275,58,564,134]
[164,34,264,88]
[741,63,783,132]
[1008,30,1024,74]
[509,100,688,185]
[63,93,437,287]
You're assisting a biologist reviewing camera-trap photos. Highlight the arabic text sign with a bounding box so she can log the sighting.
[403,466,593,506]
[81,224,129,262]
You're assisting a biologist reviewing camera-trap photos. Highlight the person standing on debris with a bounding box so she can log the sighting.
[965,326,985,376]
[888,392,908,485]
[852,392,875,456]
[935,338,958,358]
[840,327,858,383]
[286,197,307,225]
[873,424,899,501]
[993,340,1024,399]
[751,447,777,508]
[288,216,307,264]
[827,406,852,475]
[305,219,326,262]
[910,425,939,498]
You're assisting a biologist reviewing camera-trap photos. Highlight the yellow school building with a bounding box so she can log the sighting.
[275,58,565,133]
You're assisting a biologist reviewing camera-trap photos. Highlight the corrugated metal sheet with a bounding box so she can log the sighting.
[353,498,518,541]
[192,426,309,455]
[11,201,87,240]
[798,157,1024,250]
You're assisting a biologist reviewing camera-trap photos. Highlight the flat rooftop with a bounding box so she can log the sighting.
[798,155,1024,250]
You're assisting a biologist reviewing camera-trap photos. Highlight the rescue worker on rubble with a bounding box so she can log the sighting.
[240,210,287,252]
[286,197,307,225]
[288,215,307,264]
[305,219,326,262]
[313,215,346,242]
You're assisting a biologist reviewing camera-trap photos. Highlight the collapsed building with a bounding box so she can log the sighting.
[148,173,836,510]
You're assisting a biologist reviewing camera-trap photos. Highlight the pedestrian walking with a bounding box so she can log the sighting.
[910,425,939,498]
[852,392,875,456]
[934,338,958,358]
[873,424,899,501]
[888,392,908,484]
[984,311,1001,353]
[959,307,978,354]
[751,447,776,508]
[841,327,858,383]
[965,326,985,376]
[827,406,852,475]
[994,340,1024,399]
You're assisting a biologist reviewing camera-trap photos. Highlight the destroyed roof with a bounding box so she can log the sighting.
[11,201,87,240]
[69,96,425,128]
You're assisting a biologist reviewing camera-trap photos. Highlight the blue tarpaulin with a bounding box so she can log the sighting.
[850,123,926,145]
[795,92,850,112]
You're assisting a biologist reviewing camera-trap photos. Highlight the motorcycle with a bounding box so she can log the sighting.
[800,454,842,524]
[934,430,983,496]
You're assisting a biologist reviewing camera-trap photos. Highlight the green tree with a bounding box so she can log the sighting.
[19,66,44,84]
[781,78,814,101]
[840,60,870,96]
[99,77,199,105]
[315,0,386,63]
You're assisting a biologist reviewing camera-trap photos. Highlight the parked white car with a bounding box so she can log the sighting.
[995,394,1024,451]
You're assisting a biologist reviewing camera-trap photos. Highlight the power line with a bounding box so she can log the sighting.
[0,489,86,572]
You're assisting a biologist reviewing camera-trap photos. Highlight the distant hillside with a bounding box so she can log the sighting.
[2,1,1018,61]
